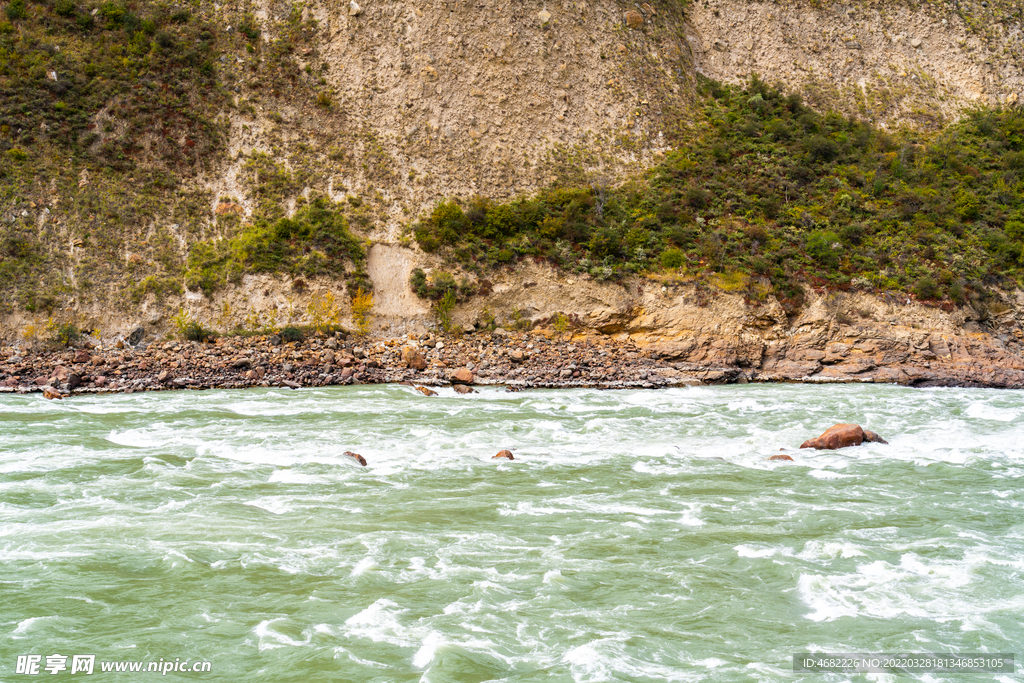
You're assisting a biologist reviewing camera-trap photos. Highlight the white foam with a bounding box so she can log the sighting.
[965,401,1019,422]
[351,557,376,576]
[344,599,411,647]
[253,618,310,651]
[11,616,56,638]
[243,498,294,515]
[267,469,320,484]
[799,552,1024,624]
[809,469,857,480]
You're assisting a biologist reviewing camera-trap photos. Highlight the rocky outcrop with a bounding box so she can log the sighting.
[800,424,888,450]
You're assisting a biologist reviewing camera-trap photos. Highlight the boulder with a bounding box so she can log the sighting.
[66,373,81,390]
[401,346,428,370]
[492,450,514,460]
[800,424,888,450]
[127,325,145,346]
[73,349,91,363]
[450,368,474,385]
[414,385,438,397]
[453,384,475,394]
[42,385,62,400]
[509,349,525,362]
[281,380,301,389]
[768,454,793,461]
[625,9,644,28]
[344,451,367,466]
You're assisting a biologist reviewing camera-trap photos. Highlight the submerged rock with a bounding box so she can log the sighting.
[414,385,438,397]
[344,451,367,466]
[768,454,794,461]
[42,385,62,400]
[800,423,888,450]
[493,449,514,460]
[453,384,475,394]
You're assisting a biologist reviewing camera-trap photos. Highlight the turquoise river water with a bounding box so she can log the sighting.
[1,384,1022,682]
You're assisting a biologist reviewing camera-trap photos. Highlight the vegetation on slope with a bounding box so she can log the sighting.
[0,0,340,314]
[184,196,370,297]
[413,76,1024,312]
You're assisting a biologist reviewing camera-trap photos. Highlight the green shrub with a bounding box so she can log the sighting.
[279,325,304,343]
[5,0,27,20]
[660,248,685,269]
[805,230,841,269]
[53,0,76,17]
[181,321,214,342]
[913,276,940,300]
[49,323,80,347]
[184,198,365,296]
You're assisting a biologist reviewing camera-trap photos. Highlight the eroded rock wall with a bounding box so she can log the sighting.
[686,0,1024,128]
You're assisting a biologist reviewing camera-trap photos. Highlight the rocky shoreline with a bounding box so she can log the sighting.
[3,321,1024,398]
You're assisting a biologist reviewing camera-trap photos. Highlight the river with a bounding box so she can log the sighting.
[1,384,1021,681]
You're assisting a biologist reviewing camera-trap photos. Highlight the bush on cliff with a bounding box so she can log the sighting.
[410,75,1024,309]
[184,198,365,296]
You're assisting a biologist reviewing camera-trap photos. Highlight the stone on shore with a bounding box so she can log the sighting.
[344,451,367,466]
[493,450,514,460]
[450,368,474,385]
[800,423,888,450]
[401,346,428,370]
[42,385,62,400]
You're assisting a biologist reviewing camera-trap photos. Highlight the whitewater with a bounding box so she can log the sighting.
[1,383,1021,682]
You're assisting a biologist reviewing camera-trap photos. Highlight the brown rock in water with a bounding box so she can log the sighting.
[493,450,514,460]
[343,451,367,466]
[453,384,475,394]
[800,424,888,450]
[451,368,474,385]
[42,385,62,400]
[415,386,438,397]
[768,454,794,461]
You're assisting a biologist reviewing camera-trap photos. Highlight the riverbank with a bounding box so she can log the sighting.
[4,320,1024,398]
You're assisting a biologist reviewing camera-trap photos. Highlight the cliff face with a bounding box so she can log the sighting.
[213,0,699,240]
[686,0,1024,129]
[3,0,1024,371]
